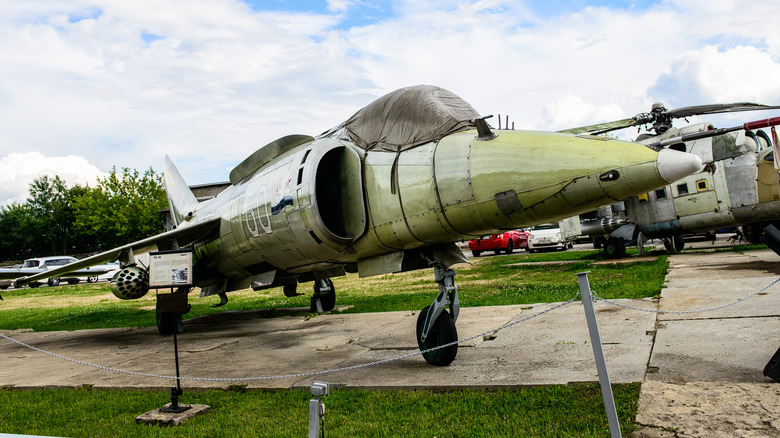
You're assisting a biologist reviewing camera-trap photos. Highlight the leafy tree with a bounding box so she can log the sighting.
[0,203,40,261]
[72,167,168,251]
[26,175,84,256]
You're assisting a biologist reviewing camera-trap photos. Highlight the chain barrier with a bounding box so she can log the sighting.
[0,296,578,382]
[592,276,780,314]
[5,275,776,383]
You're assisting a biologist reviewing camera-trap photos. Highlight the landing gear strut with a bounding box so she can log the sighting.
[416,261,460,366]
[310,278,336,313]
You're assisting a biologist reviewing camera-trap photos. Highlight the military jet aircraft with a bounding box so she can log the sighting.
[0,85,701,366]
[562,103,780,256]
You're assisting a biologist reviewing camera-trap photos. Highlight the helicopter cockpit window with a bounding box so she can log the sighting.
[655,188,667,200]
[677,183,689,195]
[696,179,708,191]
[762,151,774,163]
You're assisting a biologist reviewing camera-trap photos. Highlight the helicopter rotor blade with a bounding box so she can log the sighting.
[560,103,780,136]
[667,103,780,119]
[557,117,638,135]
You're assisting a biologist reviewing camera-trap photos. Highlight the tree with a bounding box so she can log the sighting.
[72,167,168,251]
[0,203,40,261]
[27,175,83,255]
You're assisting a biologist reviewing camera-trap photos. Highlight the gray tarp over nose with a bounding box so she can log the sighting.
[325,85,481,152]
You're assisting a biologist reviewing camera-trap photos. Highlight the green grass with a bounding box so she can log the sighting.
[0,249,678,436]
[0,383,641,437]
[0,249,669,332]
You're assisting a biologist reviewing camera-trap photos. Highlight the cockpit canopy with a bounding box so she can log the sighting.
[323,85,480,152]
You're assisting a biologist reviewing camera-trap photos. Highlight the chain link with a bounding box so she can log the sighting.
[592,276,780,314]
[0,296,578,382]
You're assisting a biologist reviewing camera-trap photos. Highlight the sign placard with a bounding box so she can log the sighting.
[149,250,193,289]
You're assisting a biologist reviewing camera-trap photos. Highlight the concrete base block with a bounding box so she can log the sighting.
[136,404,210,426]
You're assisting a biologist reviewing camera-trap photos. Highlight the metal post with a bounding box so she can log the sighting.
[576,272,622,438]
[309,382,329,438]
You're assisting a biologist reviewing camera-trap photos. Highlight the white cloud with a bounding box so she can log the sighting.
[651,45,780,106]
[0,153,107,206]
[542,95,627,132]
[0,0,779,206]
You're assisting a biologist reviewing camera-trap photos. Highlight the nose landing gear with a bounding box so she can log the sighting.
[416,260,460,366]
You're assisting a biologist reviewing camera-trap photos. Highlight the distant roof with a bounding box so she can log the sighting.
[324,85,480,152]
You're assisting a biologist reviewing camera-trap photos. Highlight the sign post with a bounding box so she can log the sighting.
[576,272,622,438]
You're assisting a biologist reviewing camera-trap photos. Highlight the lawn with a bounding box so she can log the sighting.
[0,248,668,332]
[0,247,680,437]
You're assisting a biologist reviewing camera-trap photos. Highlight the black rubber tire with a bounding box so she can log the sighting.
[416,305,458,366]
[86,276,98,283]
[310,279,336,312]
[505,241,514,254]
[604,238,626,258]
[471,250,481,257]
[47,278,60,287]
[673,235,685,252]
[663,236,685,253]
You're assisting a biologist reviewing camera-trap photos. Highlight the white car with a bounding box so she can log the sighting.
[526,223,572,252]
[15,256,114,287]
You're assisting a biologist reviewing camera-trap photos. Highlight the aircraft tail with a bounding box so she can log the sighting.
[163,156,199,227]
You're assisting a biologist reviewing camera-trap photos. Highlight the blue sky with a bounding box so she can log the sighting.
[0,0,779,205]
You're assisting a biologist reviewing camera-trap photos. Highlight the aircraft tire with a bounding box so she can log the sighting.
[416,305,458,366]
[663,236,685,253]
[310,278,336,312]
[604,238,626,258]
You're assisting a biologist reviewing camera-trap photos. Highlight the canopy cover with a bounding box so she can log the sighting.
[332,85,480,152]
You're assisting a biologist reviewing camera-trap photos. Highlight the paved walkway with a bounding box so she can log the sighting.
[1,249,779,436]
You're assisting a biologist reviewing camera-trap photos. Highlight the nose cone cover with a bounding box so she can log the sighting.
[657,148,703,184]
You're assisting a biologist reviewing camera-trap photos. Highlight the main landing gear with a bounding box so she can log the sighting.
[416,260,460,366]
[310,278,336,313]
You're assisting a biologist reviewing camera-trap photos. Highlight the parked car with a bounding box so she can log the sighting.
[527,223,573,252]
[14,256,113,287]
[468,230,529,257]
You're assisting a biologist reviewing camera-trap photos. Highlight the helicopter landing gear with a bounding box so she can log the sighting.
[310,278,336,313]
[604,237,626,258]
[417,261,460,366]
[663,235,685,253]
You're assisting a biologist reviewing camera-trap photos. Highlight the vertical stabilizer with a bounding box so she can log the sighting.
[164,156,199,227]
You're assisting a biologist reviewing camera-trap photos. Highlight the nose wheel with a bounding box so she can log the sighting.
[416,305,458,366]
[417,261,460,366]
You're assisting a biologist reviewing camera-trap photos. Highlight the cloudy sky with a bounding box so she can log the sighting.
[1,0,779,206]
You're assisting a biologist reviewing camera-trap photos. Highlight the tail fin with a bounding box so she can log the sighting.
[164,156,199,227]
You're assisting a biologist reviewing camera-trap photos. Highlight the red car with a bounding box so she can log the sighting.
[468,230,529,257]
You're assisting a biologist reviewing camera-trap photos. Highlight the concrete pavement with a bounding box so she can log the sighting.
[1,248,779,436]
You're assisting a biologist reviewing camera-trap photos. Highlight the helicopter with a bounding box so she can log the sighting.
[0,85,702,366]
[561,102,780,256]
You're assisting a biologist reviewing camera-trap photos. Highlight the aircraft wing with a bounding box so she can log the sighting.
[10,217,222,287]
